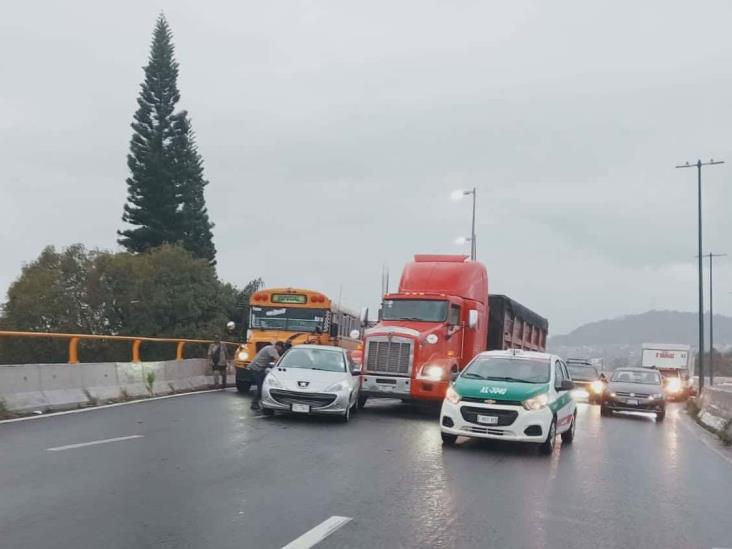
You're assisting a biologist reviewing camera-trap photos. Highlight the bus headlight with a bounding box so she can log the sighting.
[590,381,604,393]
[237,350,249,361]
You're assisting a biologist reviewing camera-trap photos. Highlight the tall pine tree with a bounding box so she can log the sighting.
[118,14,216,264]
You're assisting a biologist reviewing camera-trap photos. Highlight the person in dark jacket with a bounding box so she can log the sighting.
[249,341,285,410]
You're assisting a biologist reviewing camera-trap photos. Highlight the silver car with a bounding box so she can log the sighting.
[260,345,361,422]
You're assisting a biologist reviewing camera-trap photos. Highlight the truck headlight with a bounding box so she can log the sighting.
[237,350,249,361]
[522,393,549,411]
[425,334,439,344]
[421,365,444,381]
[666,378,682,394]
[445,385,461,404]
[590,381,604,393]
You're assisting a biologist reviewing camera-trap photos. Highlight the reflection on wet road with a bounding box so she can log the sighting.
[1,392,730,549]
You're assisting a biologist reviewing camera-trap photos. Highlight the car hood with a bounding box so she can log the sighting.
[267,367,350,392]
[453,378,550,402]
[608,382,661,394]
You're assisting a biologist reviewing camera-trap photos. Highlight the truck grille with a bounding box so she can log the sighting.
[365,338,412,375]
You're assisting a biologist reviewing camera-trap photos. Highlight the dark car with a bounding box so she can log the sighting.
[601,367,666,421]
[566,359,606,404]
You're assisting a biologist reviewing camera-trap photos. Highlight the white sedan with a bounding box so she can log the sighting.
[261,345,361,422]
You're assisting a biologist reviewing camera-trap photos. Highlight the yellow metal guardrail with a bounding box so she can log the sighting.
[0,331,237,364]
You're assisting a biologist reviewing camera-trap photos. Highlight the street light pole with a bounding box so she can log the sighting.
[707,253,726,386]
[676,159,724,394]
[470,187,477,260]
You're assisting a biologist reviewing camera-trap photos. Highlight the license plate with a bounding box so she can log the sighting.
[477,415,499,425]
[627,399,639,406]
[379,384,395,392]
[291,403,310,413]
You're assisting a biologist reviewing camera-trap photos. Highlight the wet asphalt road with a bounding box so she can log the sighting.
[1,390,731,549]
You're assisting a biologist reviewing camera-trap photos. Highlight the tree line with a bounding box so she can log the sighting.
[0,15,258,364]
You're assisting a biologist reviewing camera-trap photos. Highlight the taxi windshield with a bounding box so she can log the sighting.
[461,357,550,383]
[278,348,346,372]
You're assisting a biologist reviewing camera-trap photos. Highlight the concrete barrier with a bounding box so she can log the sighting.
[697,385,732,438]
[0,364,48,412]
[80,362,121,402]
[38,363,89,410]
[0,359,220,414]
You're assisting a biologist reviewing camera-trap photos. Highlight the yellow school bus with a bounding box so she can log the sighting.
[234,287,362,392]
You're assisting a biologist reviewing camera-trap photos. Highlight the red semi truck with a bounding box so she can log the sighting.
[358,255,548,405]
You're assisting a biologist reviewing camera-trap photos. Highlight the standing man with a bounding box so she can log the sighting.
[208,336,230,389]
[248,341,285,410]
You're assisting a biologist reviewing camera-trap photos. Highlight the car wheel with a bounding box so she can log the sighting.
[350,393,359,414]
[261,407,274,417]
[540,418,557,455]
[656,410,665,422]
[340,403,351,423]
[600,405,611,417]
[236,381,251,394]
[561,413,576,444]
[357,394,368,409]
[441,432,457,445]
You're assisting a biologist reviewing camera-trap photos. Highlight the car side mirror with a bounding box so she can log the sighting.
[559,380,575,391]
[349,329,361,340]
[450,371,459,382]
[351,367,362,376]
[468,310,478,329]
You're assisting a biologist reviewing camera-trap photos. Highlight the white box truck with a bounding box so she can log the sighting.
[641,343,693,400]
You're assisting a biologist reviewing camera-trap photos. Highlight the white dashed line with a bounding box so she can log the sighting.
[281,516,352,549]
[46,435,144,452]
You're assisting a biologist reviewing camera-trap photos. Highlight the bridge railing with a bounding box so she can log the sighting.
[0,331,237,364]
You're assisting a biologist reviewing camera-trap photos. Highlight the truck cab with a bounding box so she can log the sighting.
[360,255,488,404]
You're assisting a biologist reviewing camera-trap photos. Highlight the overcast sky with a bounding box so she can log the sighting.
[2,1,732,334]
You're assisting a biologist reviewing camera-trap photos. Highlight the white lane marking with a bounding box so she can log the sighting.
[0,389,223,425]
[46,434,144,452]
[281,516,352,549]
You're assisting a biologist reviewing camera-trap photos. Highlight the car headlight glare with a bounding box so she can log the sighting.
[650,393,664,400]
[522,393,549,411]
[445,385,461,404]
[421,365,444,381]
[590,381,604,393]
[237,349,249,361]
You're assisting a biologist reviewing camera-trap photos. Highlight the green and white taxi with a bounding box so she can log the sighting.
[440,350,577,454]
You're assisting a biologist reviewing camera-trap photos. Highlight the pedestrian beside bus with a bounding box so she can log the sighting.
[208,336,230,389]
[249,341,285,410]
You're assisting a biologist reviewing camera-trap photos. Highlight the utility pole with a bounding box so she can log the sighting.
[676,159,724,394]
[707,253,726,385]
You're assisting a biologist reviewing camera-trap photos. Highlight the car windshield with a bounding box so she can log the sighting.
[381,299,448,322]
[567,365,599,381]
[461,357,550,383]
[278,348,346,372]
[611,370,661,385]
[250,307,327,333]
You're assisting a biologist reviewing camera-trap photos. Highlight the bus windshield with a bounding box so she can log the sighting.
[250,307,327,333]
[382,299,447,322]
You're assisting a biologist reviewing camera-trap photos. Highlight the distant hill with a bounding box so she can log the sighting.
[550,310,732,348]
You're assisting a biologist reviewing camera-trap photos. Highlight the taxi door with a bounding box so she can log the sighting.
[553,358,575,433]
